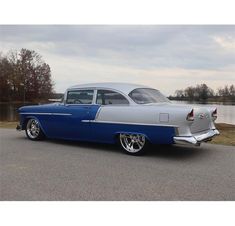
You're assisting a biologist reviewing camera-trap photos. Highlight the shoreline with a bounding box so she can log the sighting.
[168,97,235,102]
[1,121,234,146]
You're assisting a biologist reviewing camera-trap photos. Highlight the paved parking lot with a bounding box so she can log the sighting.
[0,128,235,200]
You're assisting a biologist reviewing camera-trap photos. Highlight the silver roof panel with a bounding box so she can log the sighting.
[68,82,151,95]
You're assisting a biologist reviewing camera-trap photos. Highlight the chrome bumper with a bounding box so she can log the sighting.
[16,124,22,131]
[174,129,220,146]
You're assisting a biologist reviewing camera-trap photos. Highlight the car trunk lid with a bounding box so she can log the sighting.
[190,107,211,134]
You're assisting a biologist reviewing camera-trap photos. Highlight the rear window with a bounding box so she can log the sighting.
[129,88,170,104]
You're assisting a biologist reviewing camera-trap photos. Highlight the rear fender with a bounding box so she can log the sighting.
[114,131,151,143]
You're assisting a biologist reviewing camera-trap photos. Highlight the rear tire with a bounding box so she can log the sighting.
[25,118,45,140]
[118,133,148,155]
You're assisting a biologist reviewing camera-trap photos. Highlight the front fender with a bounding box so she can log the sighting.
[22,115,46,136]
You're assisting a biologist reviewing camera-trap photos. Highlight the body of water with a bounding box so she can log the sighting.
[0,101,235,125]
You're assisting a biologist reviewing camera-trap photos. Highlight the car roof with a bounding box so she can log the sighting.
[68,82,151,95]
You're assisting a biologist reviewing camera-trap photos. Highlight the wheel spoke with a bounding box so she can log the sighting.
[120,133,145,153]
[129,142,134,150]
[136,141,141,148]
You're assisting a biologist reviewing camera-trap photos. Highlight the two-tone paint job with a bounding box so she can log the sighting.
[17,82,219,147]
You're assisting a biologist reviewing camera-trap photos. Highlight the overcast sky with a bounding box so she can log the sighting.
[0,25,234,95]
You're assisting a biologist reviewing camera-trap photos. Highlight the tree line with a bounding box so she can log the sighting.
[0,49,54,102]
[170,83,235,101]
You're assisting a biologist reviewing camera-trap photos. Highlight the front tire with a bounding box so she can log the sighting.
[118,133,148,155]
[25,118,45,140]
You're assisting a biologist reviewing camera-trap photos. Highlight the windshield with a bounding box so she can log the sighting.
[129,88,170,104]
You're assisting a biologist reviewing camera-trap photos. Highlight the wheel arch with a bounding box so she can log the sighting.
[22,116,46,135]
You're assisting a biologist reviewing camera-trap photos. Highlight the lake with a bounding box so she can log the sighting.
[0,101,235,125]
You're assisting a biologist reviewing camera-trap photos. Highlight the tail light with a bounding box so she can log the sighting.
[212,108,217,120]
[186,109,194,121]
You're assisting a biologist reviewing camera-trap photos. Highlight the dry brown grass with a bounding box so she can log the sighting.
[210,123,235,146]
[0,121,18,129]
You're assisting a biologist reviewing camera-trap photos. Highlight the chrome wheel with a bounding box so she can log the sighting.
[26,119,41,139]
[119,133,146,154]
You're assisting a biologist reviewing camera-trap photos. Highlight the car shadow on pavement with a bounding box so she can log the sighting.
[16,135,208,160]
[49,139,120,152]
[48,138,207,160]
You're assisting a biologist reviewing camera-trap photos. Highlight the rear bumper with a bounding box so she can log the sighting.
[174,129,220,146]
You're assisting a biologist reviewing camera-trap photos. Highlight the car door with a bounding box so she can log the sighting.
[90,89,130,142]
[49,89,99,140]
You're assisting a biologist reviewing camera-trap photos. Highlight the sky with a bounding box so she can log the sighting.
[0,25,235,96]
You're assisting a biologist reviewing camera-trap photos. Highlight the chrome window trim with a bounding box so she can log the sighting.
[92,89,98,104]
[68,87,136,105]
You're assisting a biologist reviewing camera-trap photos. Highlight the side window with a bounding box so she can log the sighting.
[96,90,129,105]
[66,90,94,104]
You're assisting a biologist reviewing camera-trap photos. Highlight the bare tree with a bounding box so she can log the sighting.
[0,49,54,102]
[196,84,214,100]
[184,86,196,100]
[175,89,185,98]
[229,85,235,97]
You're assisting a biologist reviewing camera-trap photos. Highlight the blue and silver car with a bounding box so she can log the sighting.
[17,83,219,155]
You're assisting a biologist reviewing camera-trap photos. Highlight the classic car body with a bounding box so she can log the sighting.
[17,83,219,155]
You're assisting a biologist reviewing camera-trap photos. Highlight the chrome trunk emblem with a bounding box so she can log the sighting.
[198,113,205,119]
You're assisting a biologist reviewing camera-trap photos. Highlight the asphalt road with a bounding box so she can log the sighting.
[0,128,235,201]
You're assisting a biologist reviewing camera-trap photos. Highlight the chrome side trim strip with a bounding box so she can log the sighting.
[20,112,72,116]
[81,120,178,127]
